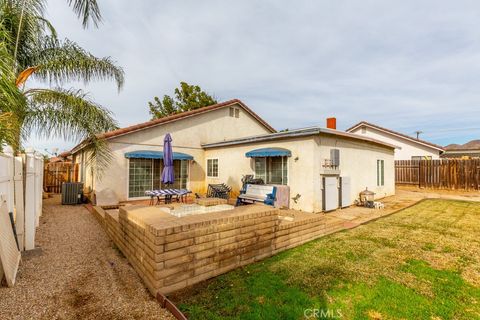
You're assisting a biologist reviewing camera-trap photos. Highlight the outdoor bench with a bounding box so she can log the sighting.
[236,184,276,206]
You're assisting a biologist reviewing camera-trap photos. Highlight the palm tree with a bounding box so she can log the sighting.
[0,0,124,174]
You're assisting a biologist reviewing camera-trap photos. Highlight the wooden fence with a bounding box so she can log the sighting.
[43,162,78,193]
[395,159,480,190]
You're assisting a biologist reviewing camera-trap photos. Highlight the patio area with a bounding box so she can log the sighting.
[88,186,479,296]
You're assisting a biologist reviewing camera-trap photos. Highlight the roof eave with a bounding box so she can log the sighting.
[347,122,444,152]
[203,127,398,150]
[70,99,276,154]
[202,129,321,148]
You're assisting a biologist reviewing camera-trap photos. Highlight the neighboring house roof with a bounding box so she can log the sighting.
[346,121,444,152]
[49,157,63,163]
[71,99,275,154]
[202,126,398,149]
[444,139,480,151]
[58,151,72,158]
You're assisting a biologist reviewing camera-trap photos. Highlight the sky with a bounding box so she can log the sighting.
[29,0,480,154]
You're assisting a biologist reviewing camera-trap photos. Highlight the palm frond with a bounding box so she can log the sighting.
[83,135,112,179]
[0,0,50,72]
[30,37,124,90]
[66,0,101,28]
[0,28,27,150]
[34,15,57,38]
[24,87,118,141]
[24,87,118,173]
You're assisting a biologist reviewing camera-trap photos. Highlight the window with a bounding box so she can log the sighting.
[80,151,86,182]
[129,158,153,198]
[229,107,240,118]
[361,127,367,134]
[174,160,189,188]
[411,156,432,161]
[207,159,218,177]
[254,158,266,182]
[128,159,189,198]
[254,157,288,185]
[377,159,384,186]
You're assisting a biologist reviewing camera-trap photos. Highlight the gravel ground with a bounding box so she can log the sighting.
[0,196,174,320]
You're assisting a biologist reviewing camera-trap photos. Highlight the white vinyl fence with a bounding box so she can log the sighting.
[0,146,44,252]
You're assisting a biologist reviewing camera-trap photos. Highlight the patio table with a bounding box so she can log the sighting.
[145,189,191,205]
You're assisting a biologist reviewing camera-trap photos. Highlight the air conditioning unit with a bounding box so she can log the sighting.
[330,149,340,167]
[61,182,84,205]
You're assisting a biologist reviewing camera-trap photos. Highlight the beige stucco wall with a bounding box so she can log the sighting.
[349,126,441,160]
[73,104,395,210]
[205,134,395,213]
[205,137,317,212]
[83,104,272,201]
[72,149,95,191]
[317,134,395,205]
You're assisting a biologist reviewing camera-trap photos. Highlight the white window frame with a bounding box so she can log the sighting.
[126,158,191,200]
[127,158,153,200]
[377,159,385,187]
[206,158,219,178]
[229,107,240,118]
[254,156,288,185]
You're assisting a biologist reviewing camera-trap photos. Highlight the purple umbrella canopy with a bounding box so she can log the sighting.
[161,133,175,185]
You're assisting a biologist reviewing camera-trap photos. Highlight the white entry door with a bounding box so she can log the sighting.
[340,176,351,208]
[323,176,338,211]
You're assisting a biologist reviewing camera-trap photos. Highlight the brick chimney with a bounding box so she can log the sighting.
[326,117,336,130]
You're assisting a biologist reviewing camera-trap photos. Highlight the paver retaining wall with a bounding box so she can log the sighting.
[104,205,279,295]
[97,205,346,296]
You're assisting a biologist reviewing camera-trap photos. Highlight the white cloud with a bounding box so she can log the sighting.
[27,0,480,151]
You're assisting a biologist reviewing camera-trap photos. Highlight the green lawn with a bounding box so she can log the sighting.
[171,199,480,320]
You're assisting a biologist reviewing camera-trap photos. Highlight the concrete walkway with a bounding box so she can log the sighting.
[0,195,173,320]
[280,187,480,235]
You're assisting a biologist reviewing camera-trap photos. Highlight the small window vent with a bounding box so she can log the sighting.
[229,107,240,118]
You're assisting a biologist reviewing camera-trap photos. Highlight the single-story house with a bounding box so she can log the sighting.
[442,140,480,159]
[346,121,444,161]
[71,100,396,212]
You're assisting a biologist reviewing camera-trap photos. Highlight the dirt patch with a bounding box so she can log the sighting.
[0,195,174,320]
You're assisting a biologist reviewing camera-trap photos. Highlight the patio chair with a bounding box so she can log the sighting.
[240,175,264,194]
[207,183,232,199]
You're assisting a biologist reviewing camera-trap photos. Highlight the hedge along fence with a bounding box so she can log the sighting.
[395,159,480,190]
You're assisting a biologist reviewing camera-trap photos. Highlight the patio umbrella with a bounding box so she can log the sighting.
[161,133,175,185]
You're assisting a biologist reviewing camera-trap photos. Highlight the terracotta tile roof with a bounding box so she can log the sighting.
[71,99,275,153]
[346,121,444,151]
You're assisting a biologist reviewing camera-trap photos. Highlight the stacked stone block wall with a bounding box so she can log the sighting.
[99,205,347,296]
